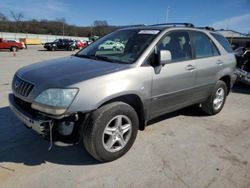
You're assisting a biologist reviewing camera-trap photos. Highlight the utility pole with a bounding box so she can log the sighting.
[62,22,64,38]
[166,6,170,23]
[60,17,65,38]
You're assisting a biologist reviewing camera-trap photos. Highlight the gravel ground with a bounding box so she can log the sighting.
[0,46,250,188]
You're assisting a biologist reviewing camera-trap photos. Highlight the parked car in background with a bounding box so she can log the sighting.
[75,40,88,49]
[98,40,125,51]
[9,23,236,162]
[44,39,76,51]
[0,38,23,51]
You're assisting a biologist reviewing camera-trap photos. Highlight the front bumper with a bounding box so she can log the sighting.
[9,94,52,135]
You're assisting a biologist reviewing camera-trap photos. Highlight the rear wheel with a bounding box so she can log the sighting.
[83,102,139,162]
[201,80,227,115]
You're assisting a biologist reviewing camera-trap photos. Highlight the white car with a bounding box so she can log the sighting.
[98,40,125,51]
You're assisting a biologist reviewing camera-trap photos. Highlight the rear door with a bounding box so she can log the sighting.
[189,31,222,102]
[150,30,196,118]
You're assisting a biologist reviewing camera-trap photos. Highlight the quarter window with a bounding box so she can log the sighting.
[211,33,233,53]
[191,31,219,58]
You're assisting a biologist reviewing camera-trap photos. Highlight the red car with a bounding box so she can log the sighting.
[75,40,88,49]
[0,38,23,51]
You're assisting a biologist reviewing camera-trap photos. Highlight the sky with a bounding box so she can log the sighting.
[0,0,250,33]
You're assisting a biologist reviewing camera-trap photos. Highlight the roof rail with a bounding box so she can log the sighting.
[150,23,194,28]
[197,26,215,31]
[125,24,146,28]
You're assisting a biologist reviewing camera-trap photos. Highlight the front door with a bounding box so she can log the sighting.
[150,31,196,118]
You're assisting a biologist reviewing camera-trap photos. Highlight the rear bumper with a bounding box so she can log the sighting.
[8,94,52,135]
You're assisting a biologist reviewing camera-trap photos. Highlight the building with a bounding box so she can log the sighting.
[217,30,250,48]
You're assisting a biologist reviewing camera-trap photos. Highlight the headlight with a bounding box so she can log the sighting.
[34,88,78,108]
[32,88,78,115]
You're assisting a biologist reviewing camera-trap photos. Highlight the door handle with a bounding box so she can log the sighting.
[185,64,195,71]
[216,60,224,65]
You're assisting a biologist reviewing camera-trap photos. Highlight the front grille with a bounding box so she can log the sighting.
[12,75,34,97]
[13,96,40,117]
[14,95,32,112]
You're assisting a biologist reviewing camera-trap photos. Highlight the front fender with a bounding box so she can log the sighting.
[67,66,153,113]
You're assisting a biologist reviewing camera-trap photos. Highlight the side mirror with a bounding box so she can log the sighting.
[159,50,172,65]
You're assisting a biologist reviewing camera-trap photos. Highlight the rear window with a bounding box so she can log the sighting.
[211,33,233,53]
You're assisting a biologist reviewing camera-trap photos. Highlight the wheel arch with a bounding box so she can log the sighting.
[10,46,18,51]
[219,75,231,95]
[99,94,146,131]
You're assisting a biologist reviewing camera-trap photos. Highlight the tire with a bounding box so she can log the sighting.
[51,47,55,51]
[83,102,139,162]
[201,80,227,115]
[10,46,17,52]
[68,46,75,51]
[112,47,116,51]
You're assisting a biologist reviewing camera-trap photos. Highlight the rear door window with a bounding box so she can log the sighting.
[191,31,220,58]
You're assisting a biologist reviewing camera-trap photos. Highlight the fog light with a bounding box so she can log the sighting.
[57,121,74,136]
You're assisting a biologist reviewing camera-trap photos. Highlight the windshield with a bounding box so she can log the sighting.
[76,29,160,64]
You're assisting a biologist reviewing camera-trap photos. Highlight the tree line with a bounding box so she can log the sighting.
[0,11,115,37]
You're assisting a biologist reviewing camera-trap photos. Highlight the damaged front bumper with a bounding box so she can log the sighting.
[9,94,53,135]
[8,94,87,149]
[9,94,56,150]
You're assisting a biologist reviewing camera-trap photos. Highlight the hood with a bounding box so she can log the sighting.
[17,56,130,87]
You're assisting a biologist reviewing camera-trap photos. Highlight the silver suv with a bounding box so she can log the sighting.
[9,23,236,162]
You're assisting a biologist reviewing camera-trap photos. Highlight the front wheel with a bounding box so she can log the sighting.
[10,46,18,52]
[83,102,139,162]
[68,46,75,51]
[201,80,227,115]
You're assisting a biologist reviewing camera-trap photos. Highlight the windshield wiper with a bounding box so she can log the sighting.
[75,54,129,64]
[74,54,90,58]
[93,55,116,62]
[76,54,115,62]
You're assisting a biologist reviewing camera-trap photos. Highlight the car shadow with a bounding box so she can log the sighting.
[0,50,20,52]
[232,83,250,95]
[0,106,99,166]
[147,105,206,126]
[37,49,49,51]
